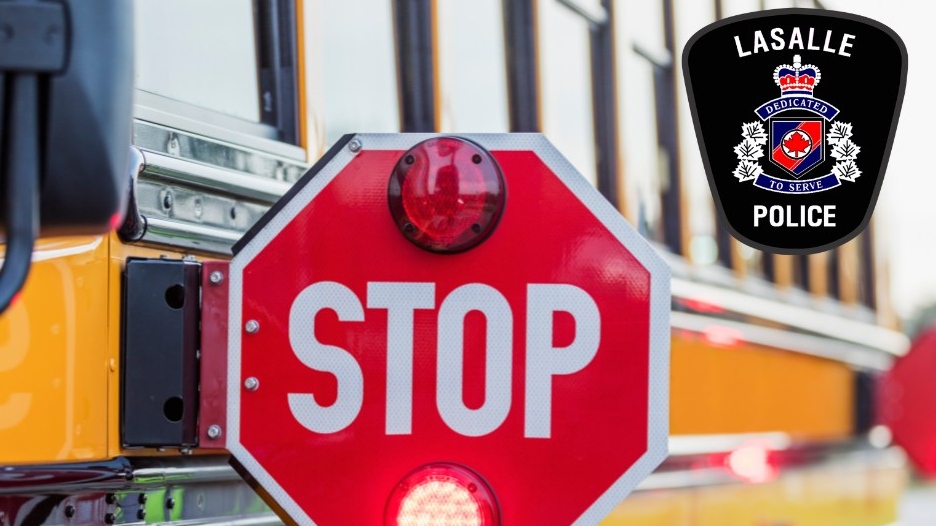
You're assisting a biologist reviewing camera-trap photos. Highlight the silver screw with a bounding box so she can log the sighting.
[245,320,260,334]
[206,424,222,439]
[244,377,260,391]
[348,138,363,153]
[209,271,224,285]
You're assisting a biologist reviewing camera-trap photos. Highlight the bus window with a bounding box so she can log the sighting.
[537,0,598,186]
[134,0,300,146]
[306,0,401,152]
[841,232,876,308]
[720,0,760,17]
[135,0,260,123]
[674,0,717,264]
[435,0,510,133]
[615,0,667,246]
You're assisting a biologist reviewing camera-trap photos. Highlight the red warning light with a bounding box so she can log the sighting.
[726,441,777,484]
[388,136,505,253]
[386,464,499,526]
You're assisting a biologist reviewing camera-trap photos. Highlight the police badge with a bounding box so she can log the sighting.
[683,9,907,254]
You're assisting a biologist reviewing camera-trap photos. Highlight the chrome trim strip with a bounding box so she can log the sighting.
[140,150,293,204]
[669,432,792,456]
[672,277,909,357]
[134,121,309,183]
[135,91,306,162]
[130,463,242,485]
[159,514,283,526]
[1,445,902,496]
[142,217,242,255]
[671,311,895,371]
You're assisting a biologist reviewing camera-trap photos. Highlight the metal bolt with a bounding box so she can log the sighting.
[104,513,116,525]
[166,498,175,510]
[105,493,117,505]
[137,509,146,521]
[63,505,76,519]
[206,424,222,439]
[162,193,173,210]
[348,138,363,152]
[244,377,260,391]
[209,271,224,285]
[245,320,260,334]
[167,134,181,156]
[139,494,148,505]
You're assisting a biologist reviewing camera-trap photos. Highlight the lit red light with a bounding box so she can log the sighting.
[726,441,777,483]
[702,325,744,347]
[386,464,499,526]
[680,297,725,314]
[388,137,505,253]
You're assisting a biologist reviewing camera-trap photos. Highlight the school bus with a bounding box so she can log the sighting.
[0,0,910,525]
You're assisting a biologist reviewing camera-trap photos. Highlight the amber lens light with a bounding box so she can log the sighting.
[386,464,499,526]
[388,137,505,253]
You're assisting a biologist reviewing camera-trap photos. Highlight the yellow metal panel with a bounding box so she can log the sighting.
[0,237,110,464]
[693,463,903,526]
[602,461,903,526]
[670,333,853,439]
[599,490,693,526]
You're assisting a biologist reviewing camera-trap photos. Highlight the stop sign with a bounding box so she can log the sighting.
[879,326,936,476]
[225,134,670,525]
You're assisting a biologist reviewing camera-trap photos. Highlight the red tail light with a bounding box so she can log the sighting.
[388,137,505,253]
[386,464,499,526]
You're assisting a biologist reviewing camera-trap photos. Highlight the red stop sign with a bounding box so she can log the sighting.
[225,134,670,525]
[879,327,936,476]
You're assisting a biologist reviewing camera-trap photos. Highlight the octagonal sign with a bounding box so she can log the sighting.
[226,134,670,526]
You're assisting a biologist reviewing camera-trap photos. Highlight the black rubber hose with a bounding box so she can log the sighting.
[0,73,40,314]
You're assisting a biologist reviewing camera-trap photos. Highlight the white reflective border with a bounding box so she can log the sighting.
[227,133,671,526]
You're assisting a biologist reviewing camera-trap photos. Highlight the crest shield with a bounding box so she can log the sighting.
[770,119,824,177]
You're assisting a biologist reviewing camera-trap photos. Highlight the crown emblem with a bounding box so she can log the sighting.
[773,55,821,96]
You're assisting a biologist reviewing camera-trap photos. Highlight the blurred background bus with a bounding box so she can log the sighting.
[0,0,922,525]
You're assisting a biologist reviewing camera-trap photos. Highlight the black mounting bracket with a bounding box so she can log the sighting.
[121,258,201,448]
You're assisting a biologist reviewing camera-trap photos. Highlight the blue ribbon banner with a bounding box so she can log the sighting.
[755,96,840,121]
[753,173,840,194]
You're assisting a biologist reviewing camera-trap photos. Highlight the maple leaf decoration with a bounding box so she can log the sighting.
[733,160,763,182]
[733,139,764,161]
[827,122,853,144]
[831,140,861,161]
[741,122,768,145]
[833,160,862,181]
[783,131,811,156]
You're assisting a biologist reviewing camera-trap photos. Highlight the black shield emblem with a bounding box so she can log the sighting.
[683,9,907,254]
